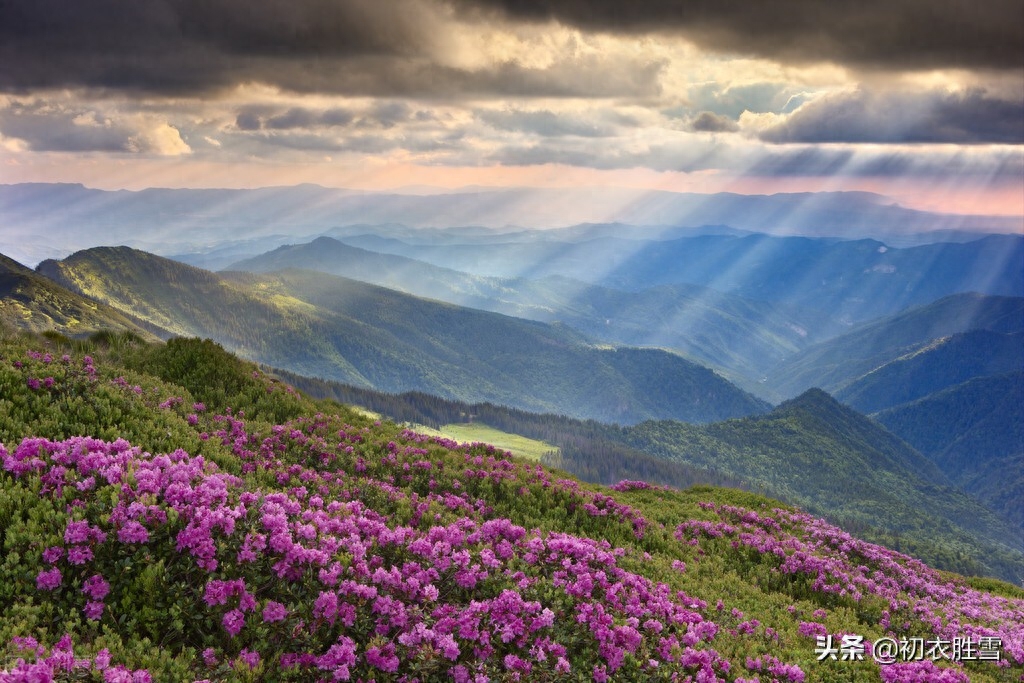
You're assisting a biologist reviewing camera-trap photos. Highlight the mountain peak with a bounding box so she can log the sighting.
[310,235,344,246]
[773,387,847,420]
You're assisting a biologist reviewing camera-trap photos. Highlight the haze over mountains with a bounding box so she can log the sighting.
[33,246,768,425]
[228,236,838,393]
[1,182,1021,585]
[2,183,1021,266]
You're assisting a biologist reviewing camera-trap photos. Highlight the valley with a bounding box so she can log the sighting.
[4,229,1021,588]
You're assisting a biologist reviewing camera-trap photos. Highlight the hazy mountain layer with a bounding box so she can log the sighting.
[768,292,1024,399]
[227,236,837,393]
[4,182,1019,265]
[31,247,767,424]
[342,232,1024,324]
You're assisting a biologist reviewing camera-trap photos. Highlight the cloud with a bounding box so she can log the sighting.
[457,0,1023,72]
[235,106,355,131]
[0,99,191,155]
[479,109,615,137]
[368,102,413,129]
[681,82,811,120]
[761,88,1024,144]
[486,135,740,172]
[138,122,191,155]
[0,0,441,94]
[689,112,739,133]
[0,0,666,99]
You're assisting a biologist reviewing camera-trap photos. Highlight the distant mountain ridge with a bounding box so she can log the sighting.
[3,182,1019,266]
[835,329,1024,413]
[227,236,839,394]
[873,371,1024,533]
[768,292,1024,399]
[32,246,768,424]
[337,232,1023,324]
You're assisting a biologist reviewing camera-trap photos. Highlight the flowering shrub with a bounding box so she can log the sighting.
[1,635,151,682]
[1,335,1022,681]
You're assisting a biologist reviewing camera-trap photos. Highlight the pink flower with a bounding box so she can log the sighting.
[84,600,105,620]
[36,567,62,590]
[83,574,110,601]
[118,521,149,544]
[222,609,245,637]
[262,601,288,623]
[67,545,94,564]
[236,649,260,669]
[94,648,112,670]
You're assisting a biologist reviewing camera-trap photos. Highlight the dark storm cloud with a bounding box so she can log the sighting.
[689,112,739,133]
[457,0,1023,71]
[761,89,1024,144]
[301,55,665,99]
[0,0,665,98]
[231,103,423,132]
[0,0,437,94]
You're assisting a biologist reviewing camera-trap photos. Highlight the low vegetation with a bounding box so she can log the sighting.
[1,330,1022,681]
[275,370,1024,585]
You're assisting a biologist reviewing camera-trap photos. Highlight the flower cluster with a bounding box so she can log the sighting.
[2,343,1022,682]
[2,428,735,681]
[1,635,150,683]
[676,502,1024,668]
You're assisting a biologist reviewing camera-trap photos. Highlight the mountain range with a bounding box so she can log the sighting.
[3,182,1020,266]
[0,216,1021,585]
[333,231,1024,325]
[33,246,768,424]
[227,236,838,393]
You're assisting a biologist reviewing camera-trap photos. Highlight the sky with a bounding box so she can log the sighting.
[1,0,1022,219]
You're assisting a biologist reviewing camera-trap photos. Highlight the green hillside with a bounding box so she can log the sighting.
[768,293,1024,400]
[0,253,161,341]
[266,368,1024,585]
[227,236,833,393]
[1,329,1021,681]
[873,372,1024,532]
[32,247,768,424]
[623,390,1024,583]
[836,330,1024,413]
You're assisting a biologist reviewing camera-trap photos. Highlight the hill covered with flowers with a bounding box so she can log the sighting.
[0,329,1022,681]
